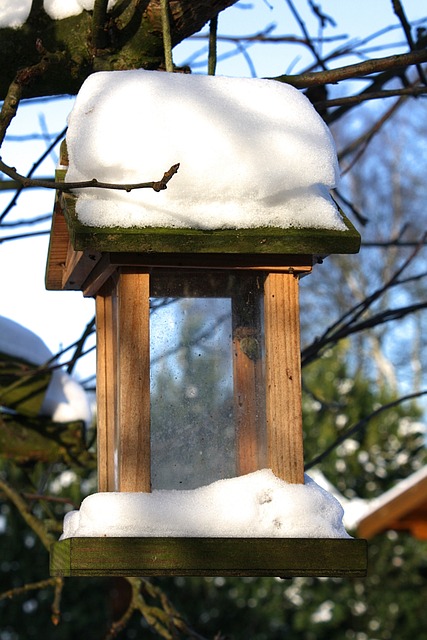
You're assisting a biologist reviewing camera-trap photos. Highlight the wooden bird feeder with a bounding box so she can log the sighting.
[45,144,367,578]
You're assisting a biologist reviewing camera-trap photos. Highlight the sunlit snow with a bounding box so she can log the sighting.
[0,1,118,27]
[0,315,91,423]
[65,70,346,231]
[61,469,351,539]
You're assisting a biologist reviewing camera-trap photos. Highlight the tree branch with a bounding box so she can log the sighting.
[0,477,55,549]
[208,14,219,75]
[285,0,328,71]
[305,389,427,471]
[301,237,427,366]
[271,49,427,88]
[0,577,59,601]
[0,49,66,146]
[92,0,110,52]
[392,0,427,84]
[0,158,180,193]
[318,84,427,111]
[161,0,174,72]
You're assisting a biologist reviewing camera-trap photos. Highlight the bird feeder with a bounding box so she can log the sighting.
[45,70,367,577]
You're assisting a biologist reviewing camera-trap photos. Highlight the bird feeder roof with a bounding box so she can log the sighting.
[46,70,360,291]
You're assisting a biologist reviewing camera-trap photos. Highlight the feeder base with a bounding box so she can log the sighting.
[50,537,367,578]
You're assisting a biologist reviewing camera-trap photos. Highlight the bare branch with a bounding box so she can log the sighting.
[0,50,66,146]
[161,0,174,72]
[0,230,50,244]
[319,84,427,112]
[392,0,427,84]
[66,317,95,375]
[1,127,66,222]
[0,158,180,193]
[285,0,328,70]
[0,577,59,602]
[92,0,110,52]
[305,389,427,471]
[208,14,219,75]
[0,214,51,226]
[191,27,346,46]
[271,49,427,88]
[0,177,52,191]
[301,236,427,366]
[338,96,406,173]
[0,477,55,550]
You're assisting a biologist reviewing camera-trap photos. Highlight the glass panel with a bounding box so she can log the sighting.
[150,295,234,489]
[150,272,266,490]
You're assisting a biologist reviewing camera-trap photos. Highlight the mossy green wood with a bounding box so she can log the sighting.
[60,192,361,256]
[0,353,52,417]
[50,537,367,577]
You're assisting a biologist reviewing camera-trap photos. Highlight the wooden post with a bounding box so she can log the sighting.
[116,269,151,492]
[96,279,118,491]
[264,272,304,484]
[232,275,266,475]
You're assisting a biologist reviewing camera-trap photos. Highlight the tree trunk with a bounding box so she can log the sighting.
[0,0,238,99]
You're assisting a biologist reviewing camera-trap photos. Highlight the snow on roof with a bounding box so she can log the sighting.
[61,469,351,539]
[356,466,427,538]
[0,315,91,424]
[0,1,118,28]
[363,466,427,514]
[65,69,346,232]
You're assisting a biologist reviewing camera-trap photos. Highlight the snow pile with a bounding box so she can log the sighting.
[309,469,370,532]
[65,70,345,231]
[61,469,351,539]
[0,316,91,424]
[0,1,118,28]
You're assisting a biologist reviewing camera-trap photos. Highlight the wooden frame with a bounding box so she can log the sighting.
[51,537,367,578]
[46,168,366,577]
[95,267,306,492]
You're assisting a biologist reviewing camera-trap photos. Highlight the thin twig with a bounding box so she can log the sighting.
[0,230,50,243]
[392,0,427,84]
[0,178,54,191]
[301,236,427,366]
[0,158,180,193]
[92,0,110,52]
[51,578,64,626]
[362,240,427,248]
[0,51,65,147]
[338,96,405,174]
[66,317,96,375]
[161,0,174,72]
[319,85,427,112]
[1,127,66,222]
[208,14,219,75]
[0,477,55,550]
[0,214,51,226]
[285,0,328,70]
[305,389,427,470]
[23,493,80,508]
[0,578,59,602]
[271,48,427,88]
